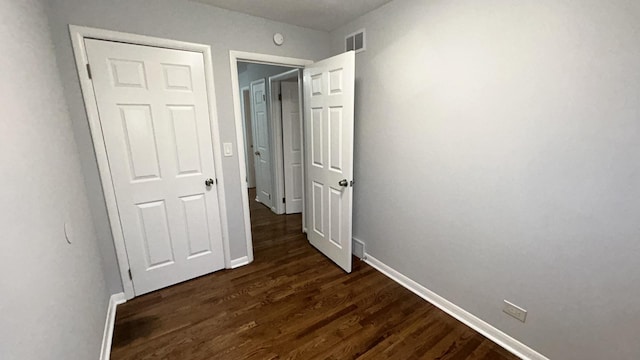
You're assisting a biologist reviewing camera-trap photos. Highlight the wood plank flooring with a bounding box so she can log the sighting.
[111,189,518,360]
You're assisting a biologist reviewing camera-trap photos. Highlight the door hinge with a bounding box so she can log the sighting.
[86,63,92,79]
[278,93,282,101]
[128,269,132,280]
[282,197,286,204]
[263,93,266,101]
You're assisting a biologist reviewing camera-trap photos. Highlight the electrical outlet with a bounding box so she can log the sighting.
[503,300,527,322]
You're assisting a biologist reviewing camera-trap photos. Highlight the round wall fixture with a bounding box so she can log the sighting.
[273,33,284,46]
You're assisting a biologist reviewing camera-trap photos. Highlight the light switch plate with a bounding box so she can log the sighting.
[223,143,233,157]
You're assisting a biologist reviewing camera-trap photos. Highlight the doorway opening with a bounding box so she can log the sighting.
[230,52,312,266]
[230,51,355,273]
[237,62,303,216]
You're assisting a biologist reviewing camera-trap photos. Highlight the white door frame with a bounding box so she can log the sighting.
[70,25,231,300]
[239,86,255,188]
[230,51,313,261]
[268,69,302,215]
[268,77,283,214]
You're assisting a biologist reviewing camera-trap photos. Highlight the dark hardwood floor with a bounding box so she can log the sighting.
[111,189,517,360]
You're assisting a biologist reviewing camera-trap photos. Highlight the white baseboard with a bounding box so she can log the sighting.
[230,256,250,269]
[364,254,548,360]
[100,293,126,360]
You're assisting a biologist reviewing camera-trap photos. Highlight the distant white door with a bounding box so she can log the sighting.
[241,88,256,188]
[251,79,273,207]
[85,39,225,295]
[303,52,355,272]
[281,81,303,214]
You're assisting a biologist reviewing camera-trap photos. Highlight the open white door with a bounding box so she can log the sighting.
[303,52,355,273]
[281,81,303,214]
[250,79,273,208]
[85,39,225,295]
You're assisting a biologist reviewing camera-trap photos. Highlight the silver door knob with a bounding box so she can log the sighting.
[205,178,215,187]
[338,179,348,187]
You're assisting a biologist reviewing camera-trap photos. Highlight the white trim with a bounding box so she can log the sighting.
[268,69,301,215]
[296,70,306,233]
[229,51,314,264]
[230,256,250,269]
[239,86,255,188]
[100,293,126,360]
[364,253,549,360]
[69,25,232,299]
[268,76,285,214]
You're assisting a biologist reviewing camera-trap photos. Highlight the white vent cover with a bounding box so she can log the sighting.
[345,29,366,53]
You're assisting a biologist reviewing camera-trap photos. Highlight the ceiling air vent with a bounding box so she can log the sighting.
[345,29,366,53]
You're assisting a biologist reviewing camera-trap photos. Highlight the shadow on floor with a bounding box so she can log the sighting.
[112,316,159,348]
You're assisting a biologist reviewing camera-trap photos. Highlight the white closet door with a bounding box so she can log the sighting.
[250,79,273,207]
[303,52,355,272]
[281,81,303,214]
[85,39,224,295]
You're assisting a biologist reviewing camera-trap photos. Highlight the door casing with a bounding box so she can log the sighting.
[70,25,231,300]
[268,69,303,215]
[267,76,284,214]
[240,86,256,188]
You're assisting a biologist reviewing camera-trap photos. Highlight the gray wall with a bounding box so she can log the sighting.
[45,0,332,294]
[331,0,640,359]
[238,62,293,89]
[0,1,109,359]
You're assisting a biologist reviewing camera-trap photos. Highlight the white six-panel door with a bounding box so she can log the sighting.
[85,39,225,295]
[281,81,303,214]
[250,79,273,208]
[303,52,355,273]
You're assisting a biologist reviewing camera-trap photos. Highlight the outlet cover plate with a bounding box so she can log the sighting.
[503,300,527,322]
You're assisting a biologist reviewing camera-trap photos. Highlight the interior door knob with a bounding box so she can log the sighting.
[338,179,348,187]
[205,178,215,187]
[254,151,261,156]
